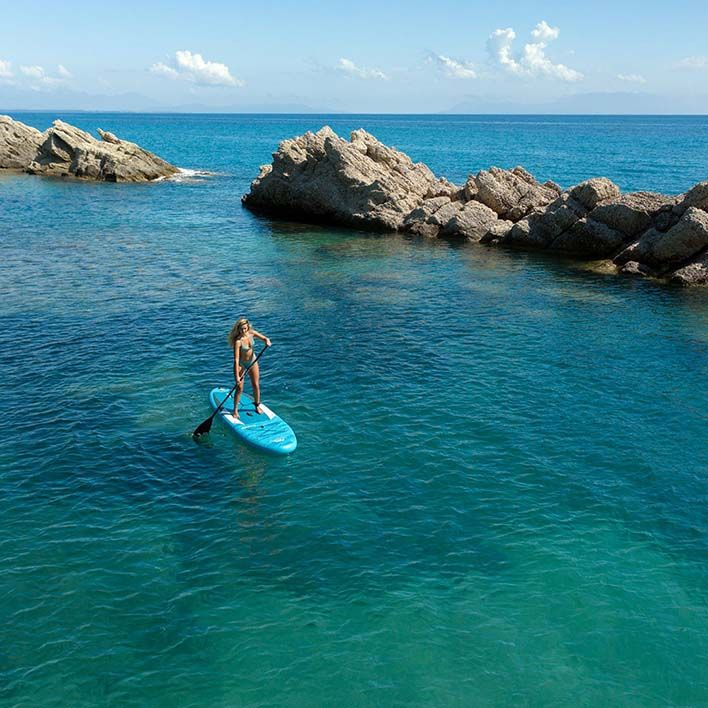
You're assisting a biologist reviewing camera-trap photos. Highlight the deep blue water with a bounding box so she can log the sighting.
[1,114,707,706]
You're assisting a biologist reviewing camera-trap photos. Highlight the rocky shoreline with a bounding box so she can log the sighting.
[243,126,708,287]
[0,115,177,182]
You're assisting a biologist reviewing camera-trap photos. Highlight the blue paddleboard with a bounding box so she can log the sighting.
[209,387,297,455]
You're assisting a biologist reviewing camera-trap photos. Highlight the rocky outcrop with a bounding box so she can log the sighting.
[243,126,708,286]
[244,126,557,244]
[243,126,447,230]
[0,115,177,182]
[0,115,43,169]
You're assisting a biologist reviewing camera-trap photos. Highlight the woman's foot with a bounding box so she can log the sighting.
[254,401,263,414]
[232,408,240,419]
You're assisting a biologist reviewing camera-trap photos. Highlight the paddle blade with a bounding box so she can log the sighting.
[192,415,215,438]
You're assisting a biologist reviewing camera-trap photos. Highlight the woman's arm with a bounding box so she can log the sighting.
[251,329,272,347]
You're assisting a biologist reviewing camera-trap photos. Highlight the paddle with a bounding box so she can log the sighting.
[192,344,270,438]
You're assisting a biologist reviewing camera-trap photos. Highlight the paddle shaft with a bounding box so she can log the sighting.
[192,344,269,437]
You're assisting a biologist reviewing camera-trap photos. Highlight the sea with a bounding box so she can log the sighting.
[1,113,707,706]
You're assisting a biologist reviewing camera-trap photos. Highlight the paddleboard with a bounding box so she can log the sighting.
[209,386,297,455]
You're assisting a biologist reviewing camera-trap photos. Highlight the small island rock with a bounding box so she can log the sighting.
[0,115,178,182]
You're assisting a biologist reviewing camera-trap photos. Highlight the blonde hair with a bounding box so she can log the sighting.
[227,318,251,348]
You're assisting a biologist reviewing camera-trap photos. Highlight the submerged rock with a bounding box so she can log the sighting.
[0,115,177,182]
[618,261,655,278]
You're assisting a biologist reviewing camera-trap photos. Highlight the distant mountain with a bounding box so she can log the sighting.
[3,84,706,115]
[443,92,708,115]
[161,101,332,114]
[0,85,333,114]
[0,86,165,112]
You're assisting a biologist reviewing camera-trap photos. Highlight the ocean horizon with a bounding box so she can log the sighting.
[1,112,707,705]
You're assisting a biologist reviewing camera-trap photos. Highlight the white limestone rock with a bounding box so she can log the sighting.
[0,115,43,169]
[27,120,178,182]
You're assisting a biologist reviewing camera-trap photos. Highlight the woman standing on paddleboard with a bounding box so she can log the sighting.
[227,318,271,419]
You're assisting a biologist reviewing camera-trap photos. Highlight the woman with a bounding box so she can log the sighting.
[227,318,271,418]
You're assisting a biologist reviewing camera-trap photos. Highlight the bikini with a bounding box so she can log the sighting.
[238,340,254,367]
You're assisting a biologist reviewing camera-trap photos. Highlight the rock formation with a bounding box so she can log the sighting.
[244,126,708,287]
[0,115,43,169]
[0,115,177,182]
[243,126,449,230]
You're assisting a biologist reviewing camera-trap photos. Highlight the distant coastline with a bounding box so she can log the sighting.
[1,88,707,115]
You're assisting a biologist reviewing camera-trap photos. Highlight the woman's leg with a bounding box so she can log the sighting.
[249,362,262,413]
[233,368,245,418]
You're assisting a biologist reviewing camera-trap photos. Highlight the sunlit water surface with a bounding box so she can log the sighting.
[1,114,707,706]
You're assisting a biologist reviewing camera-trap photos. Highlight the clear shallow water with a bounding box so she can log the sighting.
[1,114,707,705]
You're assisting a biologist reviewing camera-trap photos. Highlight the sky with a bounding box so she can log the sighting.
[1,0,707,113]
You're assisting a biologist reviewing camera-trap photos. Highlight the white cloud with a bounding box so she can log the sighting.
[676,56,708,70]
[150,50,242,87]
[487,21,583,82]
[337,58,388,80]
[18,64,70,86]
[0,59,12,78]
[429,54,477,79]
[20,65,46,79]
[617,73,647,84]
[531,20,559,43]
[151,62,179,80]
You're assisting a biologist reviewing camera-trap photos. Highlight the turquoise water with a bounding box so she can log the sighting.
[1,114,707,706]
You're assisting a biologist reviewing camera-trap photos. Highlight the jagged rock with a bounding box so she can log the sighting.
[569,178,621,211]
[668,249,708,286]
[495,179,661,257]
[0,115,43,169]
[427,201,462,228]
[403,196,451,226]
[466,166,560,222]
[26,120,178,182]
[243,126,446,230]
[495,193,586,248]
[614,207,708,271]
[676,181,708,213]
[653,206,681,233]
[402,201,458,238]
[425,177,459,199]
[591,192,674,237]
[441,201,509,242]
[550,217,627,256]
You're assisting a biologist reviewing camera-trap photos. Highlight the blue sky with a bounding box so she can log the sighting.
[1,0,707,112]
